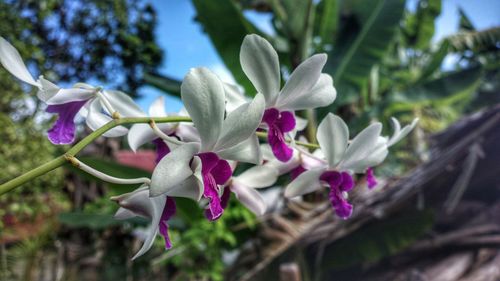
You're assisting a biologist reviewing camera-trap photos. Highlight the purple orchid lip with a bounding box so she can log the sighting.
[159,197,176,249]
[152,138,171,164]
[46,100,87,145]
[366,167,377,189]
[197,152,232,221]
[320,170,355,219]
[290,165,306,180]
[262,108,296,162]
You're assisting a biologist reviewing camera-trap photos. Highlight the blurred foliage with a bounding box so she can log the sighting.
[0,0,162,95]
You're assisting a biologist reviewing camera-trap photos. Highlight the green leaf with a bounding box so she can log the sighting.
[324,0,406,108]
[405,0,441,50]
[318,209,434,270]
[419,40,450,81]
[191,0,262,96]
[314,0,339,45]
[143,72,181,97]
[393,66,483,104]
[58,212,147,230]
[458,7,475,31]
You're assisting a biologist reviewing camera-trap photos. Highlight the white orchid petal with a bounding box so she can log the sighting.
[276,54,327,108]
[284,168,325,198]
[231,183,266,216]
[86,99,128,137]
[101,90,144,117]
[340,123,382,171]
[132,194,166,260]
[181,67,225,151]
[37,77,59,102]
[175,124,200,142]
[114,207,137,220]
[388,118,419,147]
[350,145,389,173]
[215,94,265,151]
[317,113,349,168]
[128,124,155,152]
[0,37,39,87]
[45,88,96,105]
[235,165,278,188]
[295,116,308,131]
[149,96,167,117]
[217,134,262,164]
[150,143,200,197]
[166,175,203,201]
[224,83,248,113]
[279,73,336,111]
[240,34,280,104]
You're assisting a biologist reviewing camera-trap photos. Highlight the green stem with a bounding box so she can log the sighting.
[0,116,191,195]
[0,116,320,195]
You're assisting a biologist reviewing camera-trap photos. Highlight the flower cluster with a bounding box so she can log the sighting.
[0,34,417,259]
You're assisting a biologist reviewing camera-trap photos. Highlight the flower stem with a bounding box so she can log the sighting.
[0,116,191,195]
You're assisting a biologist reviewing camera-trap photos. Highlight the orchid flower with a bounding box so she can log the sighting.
[225,165,279,216]
[150,67,265,221]
[127,96,200,162]
[285,113,388,219]
[364,117,419,189]
[112,184,176,260]
[240,34,337,162]
[0,37,141,144]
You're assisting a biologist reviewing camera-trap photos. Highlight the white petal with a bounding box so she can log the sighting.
[114,207,137,220]
[217,134,262,164]
[149,96,167,117]
[37,77,59,102]
[224,83,248,113]
[317,113,349,168]
[240,34,280,105]
[166,175,203,201]
[350,145,389,173]
[295,116,308,131]
[215,93,265,151]
[234,165,278,188]
[284,168,325,198]
[340,123,382,171]
[387,118,419,147]
[101,90,145,117]
[278,73,336,111]
[45,88,96,105]
[276,54,327,108]
[128,123,174,152]
[0,37,39,87]
[86,99,128,137]
[150,143,200,197]
[175,124,200,142]
[132,195,166,260]
[181,67,225,151]
[231,182,266,215]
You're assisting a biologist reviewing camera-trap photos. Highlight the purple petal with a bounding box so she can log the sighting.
[262,108,296,162]
[340,172,354,192]
[262,108,279,124]
[159,197,176,249]
[197,152,220,173]
[46,100,87,145]
[320,170,354,219]
[329,188,353,219]
[220,186,231,209]
[276,111,296,133]
[290,165,306,180]
[152,138,171,164]
[267,125,293,162]
[212,159,232,185]
[366,167,378,189]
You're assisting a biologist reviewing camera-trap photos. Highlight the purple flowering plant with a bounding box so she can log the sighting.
[0,34,418,259]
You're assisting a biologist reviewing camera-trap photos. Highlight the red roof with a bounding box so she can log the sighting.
[115,150,157,172]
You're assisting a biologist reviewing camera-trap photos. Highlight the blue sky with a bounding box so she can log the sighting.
[136,0,500,112]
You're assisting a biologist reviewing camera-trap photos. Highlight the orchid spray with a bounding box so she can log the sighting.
[0,34,417,259]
